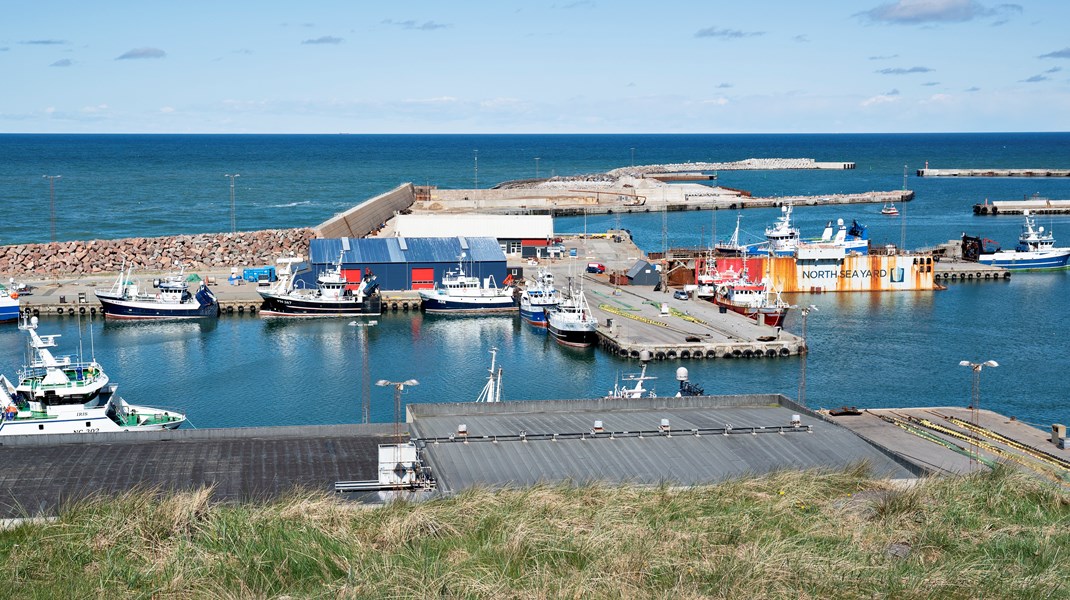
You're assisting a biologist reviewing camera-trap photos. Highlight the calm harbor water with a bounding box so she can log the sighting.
[1,133,1068,429]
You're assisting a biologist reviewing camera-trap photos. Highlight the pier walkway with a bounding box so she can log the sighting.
[918,168,1070,178]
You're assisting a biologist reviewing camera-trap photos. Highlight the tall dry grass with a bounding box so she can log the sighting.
[0,465,1066,599]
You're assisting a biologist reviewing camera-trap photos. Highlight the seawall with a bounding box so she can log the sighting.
[0,228,315,278]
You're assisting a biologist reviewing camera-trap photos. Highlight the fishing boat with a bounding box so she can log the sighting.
[764,204,802,256]
[0,316,185,435]
[258,252,382,317]
[0,282,19,323]
[546,278,598,347]
[755,204,869,257]
[714,213,765,256]
[964,211,1070,270]
[517,267,560,326]
[607,361,657,399]
[474,348,503,403]
[418,256,516,313]
[881,202,899,216]
[711,268,791,327]
[94,262,219,320]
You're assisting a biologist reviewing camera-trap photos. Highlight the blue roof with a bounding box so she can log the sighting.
[310,237,506,265]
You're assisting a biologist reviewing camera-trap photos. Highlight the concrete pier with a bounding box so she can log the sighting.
[973,198,1070,215]
[919,168,1070,177]
[933,260,1011,282]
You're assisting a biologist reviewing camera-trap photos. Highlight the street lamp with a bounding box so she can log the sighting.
[798,304,818,407]
[959,359,998,468]
[43,175,61,243]
[377,378,419,442]
[473,150,478,189]
[224,173,240,233]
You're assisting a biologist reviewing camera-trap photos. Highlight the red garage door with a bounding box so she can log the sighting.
[411,267,435,290]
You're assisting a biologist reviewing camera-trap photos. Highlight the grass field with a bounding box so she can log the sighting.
[2,464,1067,599]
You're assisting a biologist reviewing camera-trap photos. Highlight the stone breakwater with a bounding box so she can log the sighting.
[608,158,851,177]
[0,228,314,278]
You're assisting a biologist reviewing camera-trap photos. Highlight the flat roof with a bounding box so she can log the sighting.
[409,396,917,493]
[394,214,554,240]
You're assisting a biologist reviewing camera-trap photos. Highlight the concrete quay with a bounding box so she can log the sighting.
[918,168,1070,177]
[973,198,1070,215]
[933,260,1011,282]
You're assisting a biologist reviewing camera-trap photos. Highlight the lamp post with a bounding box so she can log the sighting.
[473,150,478,189]
[377,378,418,442]
[535,157,540,179]
[959,359,998,469]
[224,174,240,233]
[43,175,61,243]
[798,304,817,407]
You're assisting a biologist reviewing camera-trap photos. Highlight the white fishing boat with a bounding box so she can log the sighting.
[0,316,185,435]
[418,255,516,313]
[881,202,899,216]
[966,211,1070,270]
[94,262,218,320]
[546,277,598,347]
[607,361,657,399]
[258,252,382,317]
[518,267,560,326]
[0,282,19,323]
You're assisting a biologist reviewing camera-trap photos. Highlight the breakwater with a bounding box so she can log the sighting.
[609,158,855,177]
[0,228,314,278]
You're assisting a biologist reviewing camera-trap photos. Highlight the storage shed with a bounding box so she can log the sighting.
[305,237,508,292]
[626,260,661,286]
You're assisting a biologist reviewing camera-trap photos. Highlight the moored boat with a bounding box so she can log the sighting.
[518,267,560,326]
[0,316,185,435]
[546,278,598,347]
[710,267,791,327]
[964,211,1070,270]
[94,262,219,320]
[0,283,19,323]
[418,257,516,313]
[258,252,382,317]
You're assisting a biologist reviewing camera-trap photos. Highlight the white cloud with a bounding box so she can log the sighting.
[861,94,901,106]
[80,104,109,113]
[702,98,730,106]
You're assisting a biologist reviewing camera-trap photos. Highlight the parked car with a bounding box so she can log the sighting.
[586,262,606,274]
[673,289,689,300]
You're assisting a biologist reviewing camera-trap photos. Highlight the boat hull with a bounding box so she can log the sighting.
[547,320,598,347]
[419,292,516,313]
[712,299,787,327]
[977,250,1070,270]
[258,292,382,317]
[519,305,549,326]
[0,296,19,323]
[96,296,219,319]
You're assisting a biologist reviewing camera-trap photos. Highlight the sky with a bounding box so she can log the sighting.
[3,0,1069,133]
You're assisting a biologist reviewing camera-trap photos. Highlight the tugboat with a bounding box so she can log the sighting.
[258,252,382,317]
[546,278,598,347]
[0,316,185,435]
[518,267,560,327]
[418,255,516,313]
[964,211,1070,270]
[94,262,219,320]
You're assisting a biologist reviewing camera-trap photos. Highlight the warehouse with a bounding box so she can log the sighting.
[304,236,508,292]
[391,214,554,258]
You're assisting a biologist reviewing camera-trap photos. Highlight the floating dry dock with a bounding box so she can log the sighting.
[919,168,1070,177]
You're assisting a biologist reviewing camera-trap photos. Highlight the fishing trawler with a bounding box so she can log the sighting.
[517,267,560,326]
[546,277,598,347]
[258,252,382,317]
[94,262,218,320]
[964,211,1070,270]
[418,255,516,313]
[0,316,185,435]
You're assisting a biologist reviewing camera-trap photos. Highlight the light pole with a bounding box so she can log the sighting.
[43,175,61,243]
[798,304,817,407]
[473,150,478,189]
[224,174,240,233]
[377,378,418,442]
[535,157,540,179]
[959,359,998,468]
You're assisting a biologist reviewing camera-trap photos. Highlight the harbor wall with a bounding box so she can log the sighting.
[0,228,314,277]
[314,183,416,238]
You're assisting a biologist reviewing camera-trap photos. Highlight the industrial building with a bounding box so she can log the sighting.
[391,214,554,258]
[304,236,508,292]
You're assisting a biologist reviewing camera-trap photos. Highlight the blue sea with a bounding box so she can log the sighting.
[1,133,1068,430]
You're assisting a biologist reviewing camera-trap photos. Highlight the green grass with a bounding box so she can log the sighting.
[1,465,1068,599]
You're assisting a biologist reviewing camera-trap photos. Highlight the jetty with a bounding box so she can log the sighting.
[972,197,1070,215]
[918,168,1070,178]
